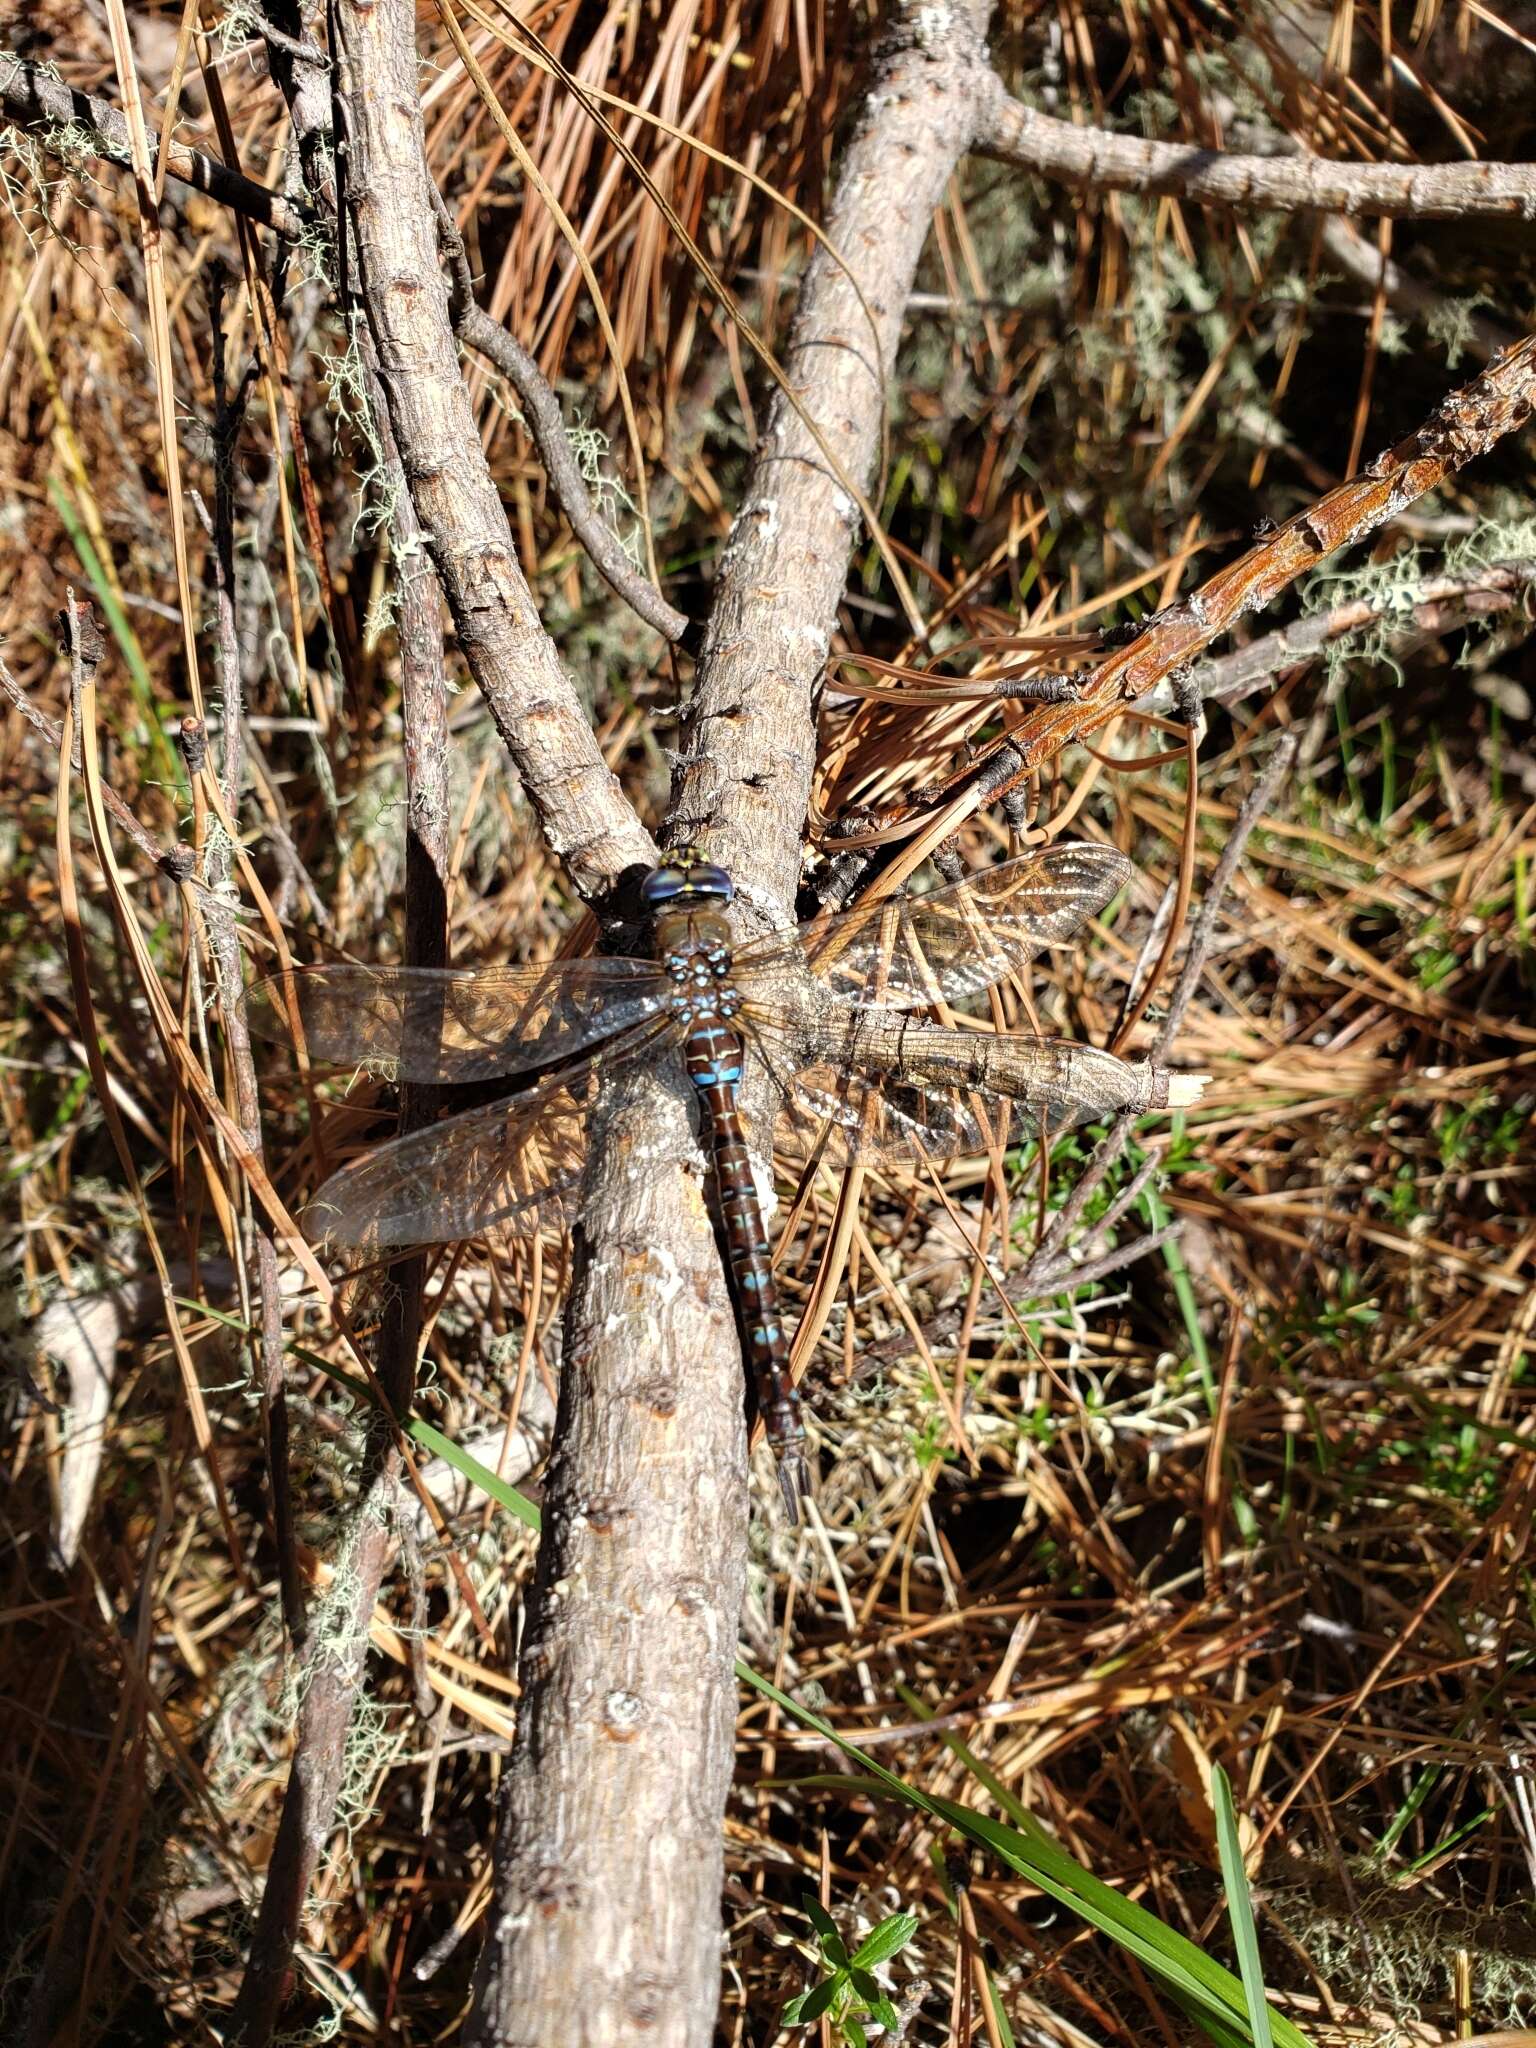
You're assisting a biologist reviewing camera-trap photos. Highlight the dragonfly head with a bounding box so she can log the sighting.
[641,851,735,910]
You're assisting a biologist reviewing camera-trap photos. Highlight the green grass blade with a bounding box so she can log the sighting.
[404,1411,542,1530]
[174,1297,543,1529]
[739,1663,1316,2048]
[1212,1766,1274,2048]
[1140,1179,1213,1399]
[979,1958,1017,2047]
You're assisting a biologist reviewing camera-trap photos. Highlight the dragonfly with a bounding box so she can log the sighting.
[251,842,1202,1518]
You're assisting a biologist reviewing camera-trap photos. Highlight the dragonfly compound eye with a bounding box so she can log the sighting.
[641,863,690,906]
[641,852,735,907]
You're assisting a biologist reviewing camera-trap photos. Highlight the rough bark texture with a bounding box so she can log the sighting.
[330,0,654,904]
[669,0,993,921]
[466,7,994,2046]
[463,1072,751,2048]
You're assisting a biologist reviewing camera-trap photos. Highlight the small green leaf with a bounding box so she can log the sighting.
[840,2019,867,2048]
[800,1896,839,1943]
[782,1991,809,2025]
[868,1994,900,2030]
[851,1910,918,1969]
[799,1976,841,2022]
[848,1966,882,2003]
[821,1931,850,1970]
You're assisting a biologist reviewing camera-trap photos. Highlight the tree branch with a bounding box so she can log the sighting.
[667,4,993,903]
[466,7,999,2046]
[329,0,654,906]
[0,47,308,239]
[1316,215,1519,365]
[228,19,456,2038]
[976,85,1536,221]
[431,189,696,650]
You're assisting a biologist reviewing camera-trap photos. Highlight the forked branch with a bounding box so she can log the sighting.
[464,7,1003,2046]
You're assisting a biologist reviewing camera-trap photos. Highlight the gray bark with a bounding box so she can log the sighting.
[466,6,997,2045]
[977,81,1536,219]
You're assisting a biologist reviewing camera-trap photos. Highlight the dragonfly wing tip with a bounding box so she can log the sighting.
[1166,1073,1210,1107]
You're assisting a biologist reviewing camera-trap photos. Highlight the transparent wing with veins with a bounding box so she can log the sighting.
[734,841,1133,1011]
[244,955,669,1083]
[744,1016,1089,1176]
[774,1064,1003,1172]
[300,1058,625,1248]
[729,841,1136,1170]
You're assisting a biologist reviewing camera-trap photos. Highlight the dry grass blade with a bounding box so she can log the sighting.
[98,0,205,723]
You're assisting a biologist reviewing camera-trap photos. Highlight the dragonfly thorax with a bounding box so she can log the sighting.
[659,923,741,1026]
[643,849,741,1019]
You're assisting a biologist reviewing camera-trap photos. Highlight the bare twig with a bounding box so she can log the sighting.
[1150,732,1301,1062]
[1316,216,1519,366]
[244,15,328,68]
[976,85,1536,221]
[0,47,308,238]
[187,284,306,1653]
[1011,733,1299,1302]
[1021,1222,1181,1299]
[226,19,455,2040]
[431,187,695,650]
[369,421,454,1732]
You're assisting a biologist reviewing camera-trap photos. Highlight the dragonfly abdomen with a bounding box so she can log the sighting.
[682,1025,808,1520]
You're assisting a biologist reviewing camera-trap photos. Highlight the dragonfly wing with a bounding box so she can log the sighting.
[770,1063,1002,1172]
[765,1062,1124,1174]
[304,1071,596,1249]
[246,958,669,1082]
[741,1002,1130,1174]
[739,1010,995,1171]
[735,843,1133,1010]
